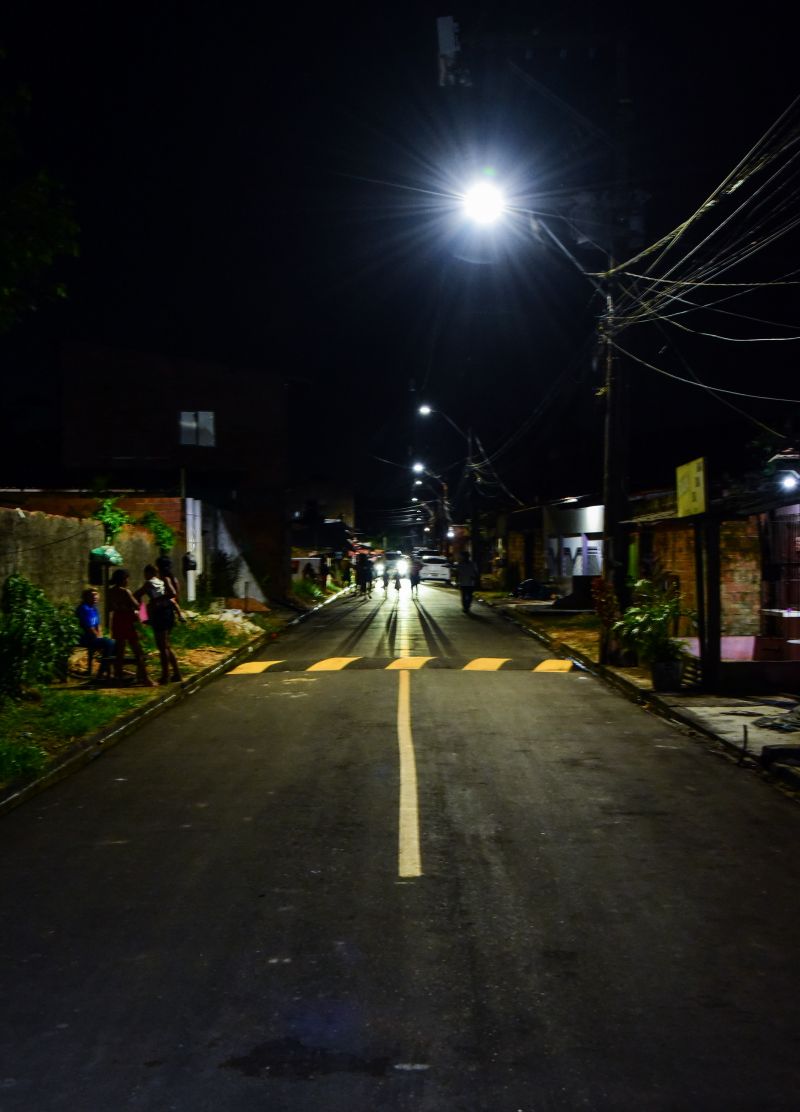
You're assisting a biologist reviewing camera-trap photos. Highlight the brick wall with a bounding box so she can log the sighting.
[720,517,761,635]
[652,524,696,619]
[0,493,184,534]
[650,517,761,636]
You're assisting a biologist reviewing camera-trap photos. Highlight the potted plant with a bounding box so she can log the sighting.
[612,578,691,691]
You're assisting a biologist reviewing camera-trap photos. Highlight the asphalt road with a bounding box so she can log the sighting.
[2,582,800,1110]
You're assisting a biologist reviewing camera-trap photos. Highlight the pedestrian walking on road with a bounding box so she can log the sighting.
[455,551,480,613]
[409,558,422,597]
[356,552,372,597]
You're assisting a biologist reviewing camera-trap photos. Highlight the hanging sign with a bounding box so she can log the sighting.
[676,457,707,517]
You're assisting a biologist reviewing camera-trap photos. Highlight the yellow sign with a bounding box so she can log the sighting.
[676,457,706,517]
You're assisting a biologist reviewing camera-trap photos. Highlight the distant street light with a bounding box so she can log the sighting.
[418,402,479,564]
[410,462,451,553]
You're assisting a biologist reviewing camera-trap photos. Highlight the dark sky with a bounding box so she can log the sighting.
[3,3,799,534]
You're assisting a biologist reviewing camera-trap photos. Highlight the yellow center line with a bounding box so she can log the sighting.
[227,660,285,675]
[306,657,361,671]
[397,670,422,878]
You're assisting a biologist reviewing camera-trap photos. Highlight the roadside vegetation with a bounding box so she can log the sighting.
[0,573,285,794]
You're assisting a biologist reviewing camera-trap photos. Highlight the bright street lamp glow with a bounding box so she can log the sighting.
[414,479,423,486]
[462,182,505,225]
[780,473,799,491]
[412,462,425,473]
[418,404,432,416]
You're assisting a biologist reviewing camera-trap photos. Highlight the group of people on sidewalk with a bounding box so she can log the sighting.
[75,555,184,687]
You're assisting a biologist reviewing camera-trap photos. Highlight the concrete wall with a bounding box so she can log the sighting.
[0,507,162,607]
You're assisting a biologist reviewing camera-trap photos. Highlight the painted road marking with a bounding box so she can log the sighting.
[228,660,285,675]
[397,670,421,878]
[228,657,575,673]
[386,656,435,670]
[463,657,511,671]
[306,657,362,671]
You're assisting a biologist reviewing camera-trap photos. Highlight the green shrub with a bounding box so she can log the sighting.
[138,510,176,554]
[291,579,323,604]
[91,497,130,543]
[196,551,241,603]
[0,574,80,699]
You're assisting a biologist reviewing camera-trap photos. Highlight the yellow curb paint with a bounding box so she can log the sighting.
[397,670,422,878]
[227,661,285,675]
[306,657,362,671]
[463,658,511,671]
[533,659,574,672]
[386,657,435,670]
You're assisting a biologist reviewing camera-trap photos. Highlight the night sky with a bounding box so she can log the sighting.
[3,3,799,538]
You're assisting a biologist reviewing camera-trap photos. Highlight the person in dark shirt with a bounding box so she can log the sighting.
[75,588,115,678]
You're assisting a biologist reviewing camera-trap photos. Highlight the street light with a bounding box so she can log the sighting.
[460,174,626,658]
[462,181,506,225]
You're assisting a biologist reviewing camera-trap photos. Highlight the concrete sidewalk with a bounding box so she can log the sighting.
[490,598,800,791]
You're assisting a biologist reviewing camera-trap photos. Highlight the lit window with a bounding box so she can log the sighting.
[179,411,215,447]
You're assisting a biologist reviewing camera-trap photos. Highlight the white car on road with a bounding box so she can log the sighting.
[418,555,452,584]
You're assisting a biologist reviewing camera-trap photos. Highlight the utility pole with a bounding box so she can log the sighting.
[600,36,633,663]
[467,427,481,569]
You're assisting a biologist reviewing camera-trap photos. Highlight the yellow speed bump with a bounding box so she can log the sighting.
[306,657,361,671]
[386,657,435,670]
[227,660,285,675]
[533,659,573,672]
[463,657,511,671]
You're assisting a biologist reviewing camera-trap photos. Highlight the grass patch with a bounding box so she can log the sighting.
[169,618,249,651]
[0,689,150,785]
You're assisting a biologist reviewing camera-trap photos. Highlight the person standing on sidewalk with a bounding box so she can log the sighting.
[455,550,480,613]
[135,564,183,686]
[108,569,154,686]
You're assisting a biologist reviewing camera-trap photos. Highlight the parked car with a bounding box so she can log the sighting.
[419,555,452,584]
